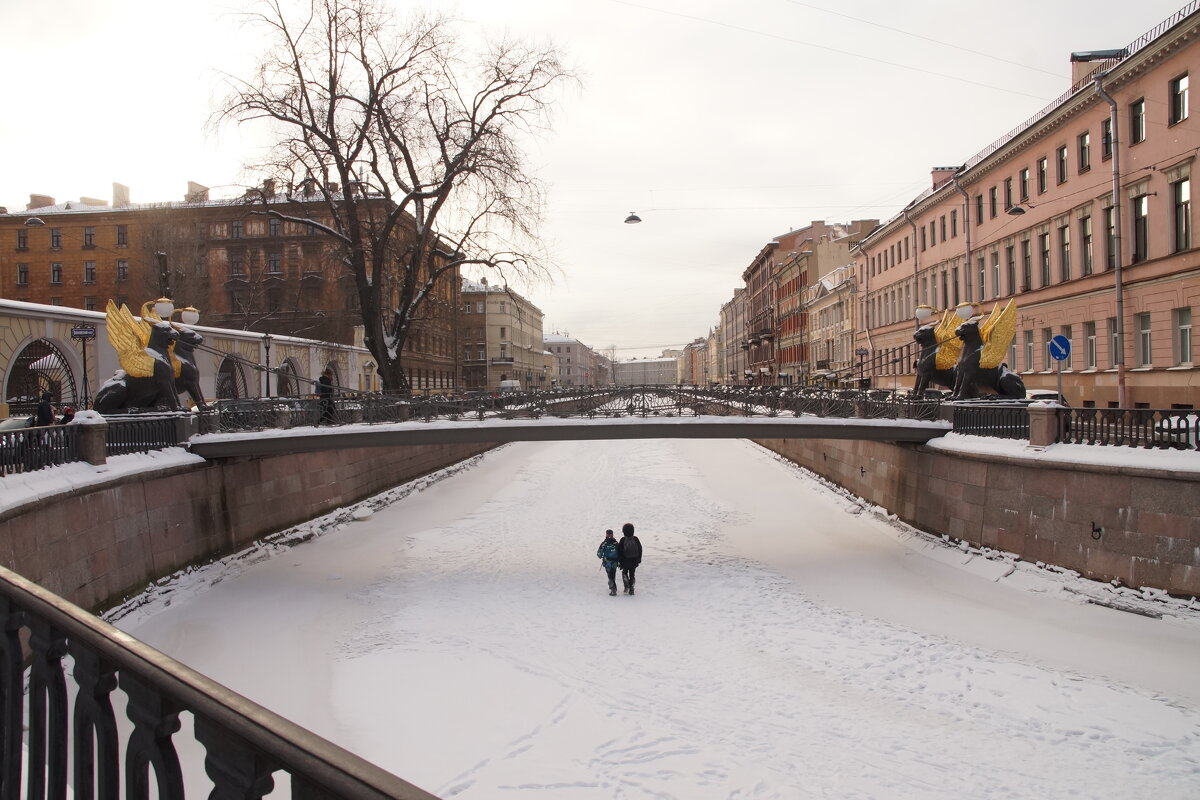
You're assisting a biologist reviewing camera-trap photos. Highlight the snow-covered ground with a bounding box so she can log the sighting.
[109,438,1200,798]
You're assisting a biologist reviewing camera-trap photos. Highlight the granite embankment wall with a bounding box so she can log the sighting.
[0,442,495,612]
[755,437,1200,597]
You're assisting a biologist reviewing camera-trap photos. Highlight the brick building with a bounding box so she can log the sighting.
[853,6,1200,408]
[0,181,460,392]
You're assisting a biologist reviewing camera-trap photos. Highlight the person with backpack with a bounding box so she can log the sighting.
[616,522,642,595]
[596,529,620,596]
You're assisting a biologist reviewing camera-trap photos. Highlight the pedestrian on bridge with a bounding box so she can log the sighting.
[317,369,335,425]
[617,523,642,595]
[596,529,620,596]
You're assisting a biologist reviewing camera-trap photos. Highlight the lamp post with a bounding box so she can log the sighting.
[263,334,273,398]
[855,347,868,386]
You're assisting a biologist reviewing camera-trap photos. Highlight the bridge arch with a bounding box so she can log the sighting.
[276,357,303,397]
[215,356,250,399]
[3,336,80,413]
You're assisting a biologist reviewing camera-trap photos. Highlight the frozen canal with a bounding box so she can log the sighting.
[113,439,1200,798]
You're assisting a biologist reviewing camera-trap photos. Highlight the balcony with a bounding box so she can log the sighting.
[490,356,514,364]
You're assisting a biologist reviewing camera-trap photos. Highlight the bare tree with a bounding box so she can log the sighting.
[213,0,574,392]
[137,208,211,311]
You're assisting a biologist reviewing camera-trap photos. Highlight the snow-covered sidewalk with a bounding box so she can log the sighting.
[112,439,1200,799]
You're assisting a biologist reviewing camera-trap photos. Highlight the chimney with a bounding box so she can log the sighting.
[1070,49,1125,88]
[112,183,130,207]
[930,166,960,189]
[263,178,276,199]
[185,181,210,203]
[326,181,340,195]
[28,194,55,210]
[79,196,108,207]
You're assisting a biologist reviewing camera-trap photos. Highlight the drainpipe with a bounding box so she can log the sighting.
[900,207,921,322]
[1095,72,1126,408]
[950,174,972,306]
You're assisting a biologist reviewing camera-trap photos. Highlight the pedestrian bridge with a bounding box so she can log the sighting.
[187,387,951,458]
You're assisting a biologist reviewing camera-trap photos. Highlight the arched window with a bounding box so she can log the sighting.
[216,357,248,399]
[4,338,78,414]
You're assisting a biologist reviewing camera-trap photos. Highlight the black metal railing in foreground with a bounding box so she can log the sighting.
[952,404,1031,440]
[0,564,440,800]
[106,416,181,457]
[0,425,79,477]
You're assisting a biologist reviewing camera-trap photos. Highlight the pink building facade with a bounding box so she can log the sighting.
[854,8,1200,409]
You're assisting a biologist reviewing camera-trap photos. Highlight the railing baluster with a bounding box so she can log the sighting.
[121,674,185,800]
[27,617,70,800]
[0,599,26,800]
[195,717,276,800]
[69,646,120,800]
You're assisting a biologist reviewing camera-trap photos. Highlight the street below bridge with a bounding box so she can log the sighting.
[113,438,1200,798]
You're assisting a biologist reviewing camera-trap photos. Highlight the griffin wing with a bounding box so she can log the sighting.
[979,299,1017,369]
[934,310,964,371]
[105,300,156,378]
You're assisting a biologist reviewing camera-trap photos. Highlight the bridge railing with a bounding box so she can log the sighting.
[0,564,439,800]
[950,402,1199,450]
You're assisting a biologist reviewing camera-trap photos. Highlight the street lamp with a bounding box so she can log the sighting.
[624,212,642,224]
[914,304,936,325]
[855,347,869,386]
[263,334,273,398]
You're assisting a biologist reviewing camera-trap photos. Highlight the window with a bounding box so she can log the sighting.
[1060,325,1074,368]
[1056,145,1068,184]
[1078,131,1091,172]
[1136,312,1151,366]
[1003,178,1013,209]
[1085,321,1097,369]
[230,255,245,277]
[476,301,484,313]
[116,224,128,247]
[500,327,507,338]
[940,216,947,242]
[951,209,958,237]
[1019,168,1030,201]
[16,229,27,250]
[83,260,96,284]
[117,259,128,281]
[50,228,62,249]
[951,266,960,305]
[16,263,28,285]
[1131,194,1149,263]
[920,228,927,250]
[975,194,984,225]
[1104,206,1117,269]
[269,218,281,237]
[989,186,998,218]
[1101,118,1113,159]
[1080,216,1093,275]
[231,220,243,239]
[1130,98,1146,144]
[1005,245,1016,295]
[50,298,63,306]
[1042,327,1054,369]
[928,222,936,247]
[51,262,62,284]
[1173,178,1191,252]
[1171,73,1189,125]
[1058,224,1071,281]
[1039,232,1051,286]
[1037,158,1048,193]
[84,296,96,311]
[1176,307,1193,365]
[1021,239,1032,290]
[499,302,506,312]
[1109,316,1120,367]
[267,252,282,273]
[977,256,986,300]
[990,252,1000,298]
[1024,330,1034,371]
[83,227,95,247]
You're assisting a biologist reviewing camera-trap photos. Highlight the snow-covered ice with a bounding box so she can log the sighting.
[110,438,1200,798]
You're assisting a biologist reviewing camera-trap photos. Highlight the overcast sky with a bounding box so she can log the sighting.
[1,0,1190,357]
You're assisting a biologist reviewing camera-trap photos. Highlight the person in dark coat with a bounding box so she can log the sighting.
[316,369,335,425]
[596,529,620,596]
[616,522,643,595]
[35,392,55,427]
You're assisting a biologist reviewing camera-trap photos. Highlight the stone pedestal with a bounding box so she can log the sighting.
[76,419,108,466]
[1027,403,1060,447]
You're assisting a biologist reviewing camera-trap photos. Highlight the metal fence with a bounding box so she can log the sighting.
[0,564,439,800]
[0,424,80,478]
[1061,407,1198,449]
[106,415,183,456]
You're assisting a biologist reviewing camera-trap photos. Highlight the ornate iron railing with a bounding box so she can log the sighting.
[951,403,1031,440]
[0,564,440,800]
[105,416,182,456]
[0,424,79,477]
[1061,407,1198,449]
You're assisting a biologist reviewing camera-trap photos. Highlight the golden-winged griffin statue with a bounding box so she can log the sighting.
[912,299,1025,400]
[92,300,183,413]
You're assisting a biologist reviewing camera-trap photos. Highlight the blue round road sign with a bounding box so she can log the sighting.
[1048,334,1071,361]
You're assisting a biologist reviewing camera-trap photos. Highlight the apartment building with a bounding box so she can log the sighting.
[0,181,460,391]
[854,6,1200,408]
[544,332,610,387]
[460,278,545,391]
[613,357,678,386]
[720,287,748,385]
